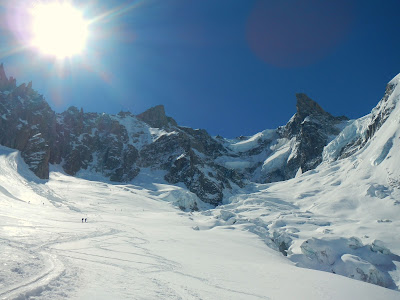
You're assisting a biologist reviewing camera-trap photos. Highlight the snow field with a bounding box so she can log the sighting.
[0,145,399,299]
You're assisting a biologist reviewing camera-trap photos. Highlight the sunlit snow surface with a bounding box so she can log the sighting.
[0,147,398,299]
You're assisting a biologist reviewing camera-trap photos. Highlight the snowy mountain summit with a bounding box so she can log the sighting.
[0,64,351,205]
[1,63,400,297]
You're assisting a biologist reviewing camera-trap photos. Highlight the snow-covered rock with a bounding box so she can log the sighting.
[290,237,398,289]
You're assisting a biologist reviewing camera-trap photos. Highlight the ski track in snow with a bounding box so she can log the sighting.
[0,171,268,299]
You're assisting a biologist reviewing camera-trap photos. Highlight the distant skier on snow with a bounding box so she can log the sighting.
[85,218,87,223]
[82,218,84,223]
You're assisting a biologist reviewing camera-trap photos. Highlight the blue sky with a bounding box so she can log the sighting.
[1,0,400,138]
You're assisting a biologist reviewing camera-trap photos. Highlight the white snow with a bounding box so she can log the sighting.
[261,138,292,173]
[322,117,369,161]
[224,160,253,169]
[0,141,399,299]
[389,73,400,86]
[1,75,400,299]
[111,114,177,151]
[226,129,277,153]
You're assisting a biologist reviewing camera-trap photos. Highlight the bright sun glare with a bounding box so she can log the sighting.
[31,2,88,59]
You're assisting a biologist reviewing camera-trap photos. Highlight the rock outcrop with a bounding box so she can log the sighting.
[137,105,177,128]
[0,63,17,91]
[0,68,55,179]
[0,65,245,204]
[278,93,348,179]
[0,64,372,205]
[338,80,398,159]
[214,93,349,184]
[139,128,242,205]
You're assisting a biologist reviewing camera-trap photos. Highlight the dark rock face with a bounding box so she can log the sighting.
[137,105,177,128]
[0,68,55,179]
[54,108,140,182]
[178,127,227,158]
[0,65,244,204]
[5,64,391,206]
[139,129,242,205]
[0,64,17,91]
[278,93,348,179]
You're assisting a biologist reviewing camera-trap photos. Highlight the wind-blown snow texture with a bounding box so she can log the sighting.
[0,66,400,298]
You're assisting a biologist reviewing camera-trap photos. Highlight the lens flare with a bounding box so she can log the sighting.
[31,2,89,59]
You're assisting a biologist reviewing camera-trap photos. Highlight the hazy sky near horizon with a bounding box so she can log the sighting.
[1,0,400,138]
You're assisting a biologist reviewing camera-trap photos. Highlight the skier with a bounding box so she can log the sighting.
[85,218,87,223]
[82,218,84,223]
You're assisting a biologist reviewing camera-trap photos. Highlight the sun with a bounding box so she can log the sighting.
[30,2,89,59]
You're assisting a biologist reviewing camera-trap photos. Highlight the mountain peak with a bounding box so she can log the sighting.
[295,93,328,119]
[137,105,177,128]
[0,64,18,91]
[0,63,6,80]
[280,93,348,141]
[0,63,8,90]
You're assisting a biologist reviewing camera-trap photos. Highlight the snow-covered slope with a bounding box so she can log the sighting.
[0,145,399,299]
[200,74,400,290]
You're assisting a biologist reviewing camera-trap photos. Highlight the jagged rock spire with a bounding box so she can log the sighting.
[282,93,348,138]
[0,63,7,81]
[137,105,177,128]
[0,63,19,91]
[295,93,329,120]
[0,63,8,90]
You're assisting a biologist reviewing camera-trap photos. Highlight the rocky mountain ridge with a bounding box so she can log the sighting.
[0,64,396,206]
